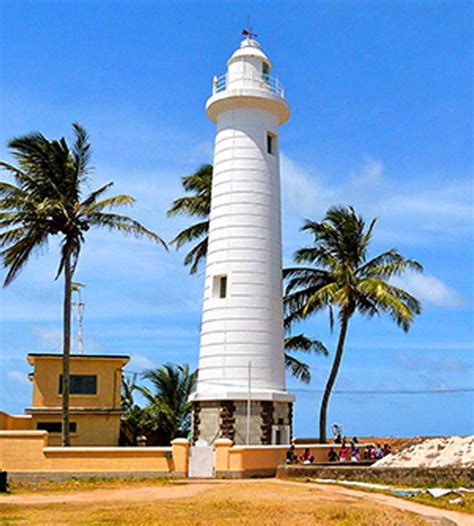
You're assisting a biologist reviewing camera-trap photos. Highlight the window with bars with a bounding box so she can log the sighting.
[58,374,97,395]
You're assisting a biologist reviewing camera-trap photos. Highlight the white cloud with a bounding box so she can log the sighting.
[392,272,464,309]
[281,153,334,217]
[7,370,30,387]
[350,156,384,186]
[33,326,62,350]
[128,353,156,371]
[280,152,473,244]
[394,352,468,373]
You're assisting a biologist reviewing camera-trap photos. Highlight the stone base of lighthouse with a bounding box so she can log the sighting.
[191,400,293,446]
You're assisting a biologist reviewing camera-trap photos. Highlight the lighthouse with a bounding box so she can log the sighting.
[191,34,294,445]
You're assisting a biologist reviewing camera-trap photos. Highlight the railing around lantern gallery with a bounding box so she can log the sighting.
[212,73,285,98]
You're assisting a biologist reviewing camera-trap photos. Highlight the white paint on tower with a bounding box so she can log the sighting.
[192,36,293,405]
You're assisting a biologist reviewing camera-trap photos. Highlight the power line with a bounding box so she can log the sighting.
[292,387,474,395]
[123,370,473,395]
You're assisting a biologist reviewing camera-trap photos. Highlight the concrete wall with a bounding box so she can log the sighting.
[0,432,189,478]
[214,439,357,477]
[30,413,121,447]
[0,411,33,430]
[278,465,474,488]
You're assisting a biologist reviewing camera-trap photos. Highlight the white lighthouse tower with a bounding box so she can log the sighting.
[191,34,294,445]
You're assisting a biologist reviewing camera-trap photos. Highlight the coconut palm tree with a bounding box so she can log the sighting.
[284,206,423,442]
[137,363,197,444]
[167,164,212,274]
[0,123,167,446]
[168,164,327,382]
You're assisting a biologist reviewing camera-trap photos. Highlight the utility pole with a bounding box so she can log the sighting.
[246,361,252,445]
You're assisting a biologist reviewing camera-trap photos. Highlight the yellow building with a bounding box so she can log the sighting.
[25,353,130,446]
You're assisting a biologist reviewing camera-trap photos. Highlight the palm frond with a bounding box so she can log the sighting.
[284,334,328,355]
[284,354,312,384]
[71,122,92,185]
[87,212,168,249]
[183,238,208,274]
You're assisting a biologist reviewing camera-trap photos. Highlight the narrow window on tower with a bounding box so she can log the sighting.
[213,275,228,299]
[267,132,277,155]
[219,276,227,298]
[262,62,270,81]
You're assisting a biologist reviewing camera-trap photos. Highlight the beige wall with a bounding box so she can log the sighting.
[0,432,189,475]
[0,411,33,431]
[215,440,374,477]
[30,413,121,446]
[30,356,125,409]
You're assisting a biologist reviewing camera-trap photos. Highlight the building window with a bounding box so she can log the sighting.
[267,132,277,155]
[59,374,97,395]
[37,422,77,433]
[262,62,270,81]
[219,276,227,298]
[213,275,228,299]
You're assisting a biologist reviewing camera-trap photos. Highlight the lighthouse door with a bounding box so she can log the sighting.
[188,444,214,478]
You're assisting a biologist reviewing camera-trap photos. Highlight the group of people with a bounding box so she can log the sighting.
[285,438,393,465]
[329,439,392,463]
[286,445,314,465]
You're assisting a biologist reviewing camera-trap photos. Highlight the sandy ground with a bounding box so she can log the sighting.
[375,436,474,468]
[2,479,472,526]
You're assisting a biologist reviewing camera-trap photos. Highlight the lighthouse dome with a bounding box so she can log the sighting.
[227,37,272,68]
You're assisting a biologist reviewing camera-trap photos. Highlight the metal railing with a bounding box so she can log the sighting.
[212,73,285,98]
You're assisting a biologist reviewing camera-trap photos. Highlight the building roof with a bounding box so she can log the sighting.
[27,353,130,365]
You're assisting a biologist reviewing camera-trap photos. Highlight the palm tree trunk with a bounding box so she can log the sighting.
[62,249,72,447]
[319,313,350,443]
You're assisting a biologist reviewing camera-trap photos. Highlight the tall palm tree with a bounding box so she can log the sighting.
[0,123,167,446]
[137,363,197,444]
[169,164,326,382]
[284,206,423,442]
[167,164,212,274]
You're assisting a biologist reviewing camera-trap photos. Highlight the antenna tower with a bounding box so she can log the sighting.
[72,282,85,354]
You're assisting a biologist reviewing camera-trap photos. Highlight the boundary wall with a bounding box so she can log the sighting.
[277,464,474,487]
[0,432,189,480]
[214,439,365,478]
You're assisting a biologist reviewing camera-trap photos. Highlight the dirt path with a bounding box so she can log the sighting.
[1,478,471,526]
[271,479,472,526]
[1,482,215,505]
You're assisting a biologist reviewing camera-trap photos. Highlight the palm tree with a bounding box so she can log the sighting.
[167,164,212,274]
[0,123,167,446]
[169,164,326,382]
[284,206,423,442]
[137,363,197,444]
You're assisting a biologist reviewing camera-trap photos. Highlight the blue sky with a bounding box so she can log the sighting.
[0,0,472,438]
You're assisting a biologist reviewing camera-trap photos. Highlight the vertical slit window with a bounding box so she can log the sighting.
[267,132,277,155]
[219,276,227,298]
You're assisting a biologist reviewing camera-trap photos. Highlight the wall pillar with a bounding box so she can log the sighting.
[214,437,232,477]
[171,438,189,477]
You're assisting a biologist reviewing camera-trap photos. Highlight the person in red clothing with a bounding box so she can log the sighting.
[339,441,349,463]
[299,447,315,464]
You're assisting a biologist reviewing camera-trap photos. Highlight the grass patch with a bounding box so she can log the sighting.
[0,481,429,525]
